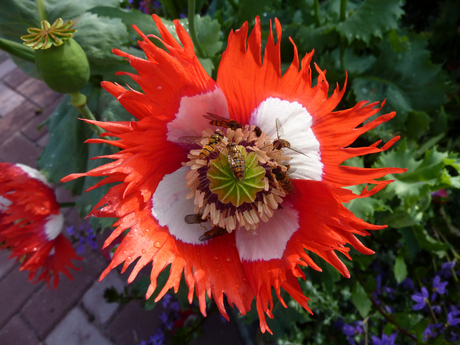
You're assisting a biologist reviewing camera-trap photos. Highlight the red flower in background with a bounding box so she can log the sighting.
[63,16,405,333]
[0,163,81,288]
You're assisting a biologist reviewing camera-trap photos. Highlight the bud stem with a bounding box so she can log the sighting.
[187,0,206,58]
[36,0,47,21]
[69,92,106,137]
[0,38,35,63]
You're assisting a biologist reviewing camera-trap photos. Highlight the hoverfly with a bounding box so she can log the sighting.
[253,126,262,138]
[184,213,209,225]
[272,166,301,198]
[272,118,308,157]
[200,131,224,159]
[199,226,228,241]
[204,113,242,131]
[227,143,245,182]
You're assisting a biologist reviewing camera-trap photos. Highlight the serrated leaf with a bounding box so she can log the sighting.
[393,255,407,283]
[374,139,449,204]
[352,34,449,140]
[88,6,163,39]
[337,0,404,45]
[194,15,223,57]
[0,0,40,43]
[45,0,119,22]
[73,13,130,74]
[351,281,372,318]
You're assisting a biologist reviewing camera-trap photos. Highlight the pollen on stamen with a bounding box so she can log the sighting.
[182,124,295,235]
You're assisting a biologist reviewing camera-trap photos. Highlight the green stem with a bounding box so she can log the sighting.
[0,38,35,63]
[313,0,320,27]
[187,0,206,58]
[69,92,105,137]
[36,0,47,22]
[340,0,348,21]
[426,299,438,324]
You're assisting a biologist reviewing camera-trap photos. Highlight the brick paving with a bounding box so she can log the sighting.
[0,50,244,344]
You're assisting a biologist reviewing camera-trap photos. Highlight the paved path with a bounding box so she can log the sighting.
[0,50,243,345]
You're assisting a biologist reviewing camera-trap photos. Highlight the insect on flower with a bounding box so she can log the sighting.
[271,166,300,199]
[272,118,308,157]
[199,226,228,241]
[62,15,406,333]
[226,143,246,182]
[204,112,243,131]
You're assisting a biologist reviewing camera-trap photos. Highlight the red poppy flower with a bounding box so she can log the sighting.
[0,163,81,289]
[63,16,405,333]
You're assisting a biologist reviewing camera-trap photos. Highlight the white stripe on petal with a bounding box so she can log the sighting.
[236,202,299,261]
[44,213,64,241]
[250,97,323,181]
[16,164,50,186]
[167,86,230,144]
[0,195,12,212]
[151,166,205,245]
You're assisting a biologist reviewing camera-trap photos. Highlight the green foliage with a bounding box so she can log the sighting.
[337,0,404,45]
[1,0,460,344]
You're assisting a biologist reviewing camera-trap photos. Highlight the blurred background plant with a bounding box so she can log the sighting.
[0,0,459,343]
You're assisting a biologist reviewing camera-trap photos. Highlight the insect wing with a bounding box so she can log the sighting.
[287,145,309,157]
[275,118,284,140]
[177,136,202,145]
[199,227,227,241]
[203,113,229,122]
[184,214,200,224]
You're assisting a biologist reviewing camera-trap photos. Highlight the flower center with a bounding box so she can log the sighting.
[183,122,295,237]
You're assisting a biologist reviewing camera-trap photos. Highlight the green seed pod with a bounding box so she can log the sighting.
[21,19,90,94]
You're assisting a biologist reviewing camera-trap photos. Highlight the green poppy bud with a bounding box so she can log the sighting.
[21,19,90,94]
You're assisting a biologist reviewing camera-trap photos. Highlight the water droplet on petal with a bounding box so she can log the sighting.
[225,257,231,262]
[142,249,146,254]
[154,241,161,248]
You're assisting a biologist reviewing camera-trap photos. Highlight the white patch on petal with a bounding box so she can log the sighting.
[44,213,64,241]
[236,203,299,261]
[151,166,206,245]
[167,87,230,144]
[0,195,12,212]
[16,164,50,186]
[250,97,323,181]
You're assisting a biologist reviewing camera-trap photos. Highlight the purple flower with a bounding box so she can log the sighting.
[447,308,460,327]
[150,328,165,345]
[343,321,363,336]
[161,293,171,308]
[371,333,397,345]
[343,321,364,344]
[400,277,414,290]
[170,301,180,312]
[423,324,437,341]
[412,287,429,310]
[66,225,75,236]
[432,275,448,300]
[159,311,168,324]
[432,305,441,314]
[440,261,456,278]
